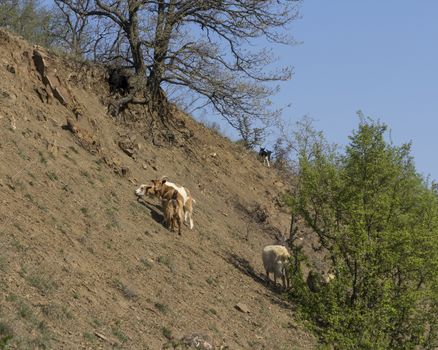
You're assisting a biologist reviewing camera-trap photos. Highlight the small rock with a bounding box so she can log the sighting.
[53,85,68,106]
[6,64,16,74]
[33,50,47,76]
[235,302,250,314]
[118,140,136,158]
[94,331,109,342]
[181,333,214,350]
[120,166,130,177]
[142,163,147,170]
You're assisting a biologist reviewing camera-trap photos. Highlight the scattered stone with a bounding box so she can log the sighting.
[93,331,116,345]
[72,104,83,119]
[33,49,72,106]
[235,302,250,314]
[36,114,47,121]
[33,49,47,76]
[163,332,214,350]
[6,64,15,74]
[142,163,148,170]
[65,117,100,154]
[34,86,51,104]
[10,115,16,130]
[0,89,16,104]
[181,333,214,350]
[118,139,136,158]
[52,86,67,106]
[102,154,130,177]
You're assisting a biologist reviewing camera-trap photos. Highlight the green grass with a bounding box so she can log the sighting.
[113,280,137,300]
[46,171,58,181]
[83,332,95,342]
[5,294,17,302]
[0,256,8,272]
[161,326,172,340]
[41,303,73,321]
[204,308,218,317]
[105,208,120,229]
[10,239,26,253]
[140,258,152,269]
[0,321,13,338]
[92,318,103,327]
[206,276,218,286]
[17,147,28,160]
[23,193,48,212]
[38,151,47,164]
[79,170,95,185]
[154,302,169,314]
[25,271,57,294]
[111,324,128,343]
[156,256,174,271]
[17,301,33,320]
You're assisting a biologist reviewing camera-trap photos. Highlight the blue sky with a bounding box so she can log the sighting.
[208,1,438,180]
[276,1,438,180]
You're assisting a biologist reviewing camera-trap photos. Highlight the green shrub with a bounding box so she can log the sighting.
[288,116,438,349]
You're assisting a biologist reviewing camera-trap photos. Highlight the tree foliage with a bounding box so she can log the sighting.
[287,116,438,349]
[0,0,52,46]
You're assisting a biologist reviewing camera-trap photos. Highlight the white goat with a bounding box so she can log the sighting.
[262,245,291,290]
[135,177,195,229]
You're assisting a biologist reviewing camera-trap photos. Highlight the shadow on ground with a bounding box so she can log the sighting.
[224,252,293,310]
[136,197,163,224]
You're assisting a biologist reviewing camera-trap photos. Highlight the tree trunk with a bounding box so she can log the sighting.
[127,0,145,77]
[148,0,175,103]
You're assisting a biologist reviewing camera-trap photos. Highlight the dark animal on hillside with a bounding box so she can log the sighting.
[258,147,272,167]
[108,68,130,94]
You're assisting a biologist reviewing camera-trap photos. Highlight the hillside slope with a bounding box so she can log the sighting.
[0,30,316,349]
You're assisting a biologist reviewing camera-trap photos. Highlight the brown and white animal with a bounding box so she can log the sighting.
[136,178,185,235]
[135,177,195,229]
[262,245,291,290]
[161,187,184,235]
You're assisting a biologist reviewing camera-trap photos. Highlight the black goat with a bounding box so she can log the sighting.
[259,147,272,167]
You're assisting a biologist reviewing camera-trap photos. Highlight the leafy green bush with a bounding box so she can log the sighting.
[287,116,438,349]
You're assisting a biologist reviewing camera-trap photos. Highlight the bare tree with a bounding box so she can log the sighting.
[50,0,93,57]
[51,0,124,62]
[57,0,301,127]
[235,114,265,149]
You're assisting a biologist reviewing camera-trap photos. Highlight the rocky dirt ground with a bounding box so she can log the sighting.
[0,29,318,349]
